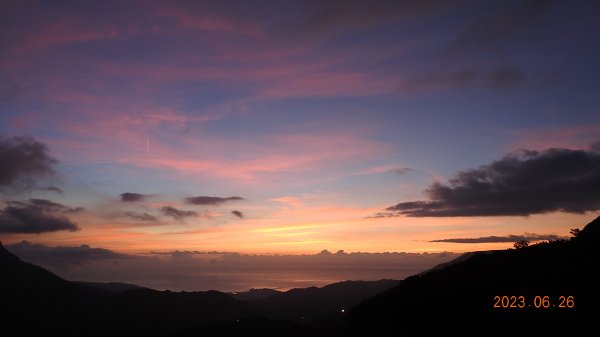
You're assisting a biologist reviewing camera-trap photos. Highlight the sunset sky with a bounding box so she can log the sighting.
[1,1,599,290]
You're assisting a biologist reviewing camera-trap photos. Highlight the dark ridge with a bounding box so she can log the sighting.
[253,280,400,322]
[229,288,281,301]
[342,216,599,336]
[1,240,397,336]
[0,241,20,263]
[75,281,148,293]
[3,216,596,336]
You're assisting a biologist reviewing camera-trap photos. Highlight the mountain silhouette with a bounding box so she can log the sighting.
[342,216,599,336]
[75,281,147,294]
[0,244,253,336]
[229,288,281,301]
[253,280,399,322]
[1,242,396,336]
[3,216,596,336]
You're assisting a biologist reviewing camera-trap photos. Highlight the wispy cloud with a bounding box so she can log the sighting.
[5,241,129,267]
[430,233,567,243]
[185,196,244,206]
[120,192,151,202]
[161,206,198,221]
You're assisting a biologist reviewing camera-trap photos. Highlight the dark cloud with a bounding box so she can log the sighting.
[185,196,244,206]
[38,185,64,194]
[430,233,567,243]
[28,198,65,209]
[0,82,21,103]
[365,212,402,219]
[408,67,479,91]
[124,211,159,222]
[385,144,600,217]
[231,210,244,218]
[407,64,527,92]
[5,240,129,267]
[0,200,79,234]
[451,0,557,53]
[161,206,198,220]
[291,0,455,37]
[26,198,84,213]
[0,135,57,190]
[488,65,527,89]
[120,192,149,202]
[394,168,412,175]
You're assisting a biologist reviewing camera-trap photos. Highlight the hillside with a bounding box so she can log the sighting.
[1,243,396,336]
[342,216,599,336]
[3,216,595,336]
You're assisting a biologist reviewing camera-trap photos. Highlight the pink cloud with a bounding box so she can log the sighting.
[257,70,397,99]
[155,5,264,37]
[119,131,390,184]
[510,125,600,151]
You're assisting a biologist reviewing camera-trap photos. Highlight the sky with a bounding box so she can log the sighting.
[1,0,599,291]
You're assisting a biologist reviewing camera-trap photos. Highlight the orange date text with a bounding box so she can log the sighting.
[493,295,574,309]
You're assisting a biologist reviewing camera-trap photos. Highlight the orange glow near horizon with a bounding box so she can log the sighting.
[2,211,593,256]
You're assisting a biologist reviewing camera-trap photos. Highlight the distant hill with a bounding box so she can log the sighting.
[1,242,396,336]
[253,279,399,322]
[75,281,147,294]
[5,215,595,336]
[229,288,281,301]
[342,216,599,336]
[0,242,97,334]
[0,243,252,336]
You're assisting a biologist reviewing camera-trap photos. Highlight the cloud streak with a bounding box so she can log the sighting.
[124,211,159,222]
[120,192,150,202]
[38,186,64,194]
[5,241,129,267]
[161,206,198,220]
[185,196,244,206]
[231,210,243,218]
[386,144,600,217]
[430,233,567,243]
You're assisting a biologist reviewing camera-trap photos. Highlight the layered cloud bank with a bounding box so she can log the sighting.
[5,241,458,292]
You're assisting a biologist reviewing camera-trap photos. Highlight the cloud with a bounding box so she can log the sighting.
[364,212,403,219]
[385,144,600,217]
[231,210,243,218]
[430,233,567,243]
[0,199,80,234]
[23,198,84,214]
[5,241,129,267]
[124,211,159,222]
[161,206,198,220]
[393,167,412,175]
[289,0,454,37]
[451,0,557,53]
[0,82,21,103]
[488,64,527,89]
[185,196,244,206]
[359,165,412,175]
[38,186,64,194]
[407,64,527,92]
[0,135,57,190]
[7,245,458,292]
[120,192,149,202]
